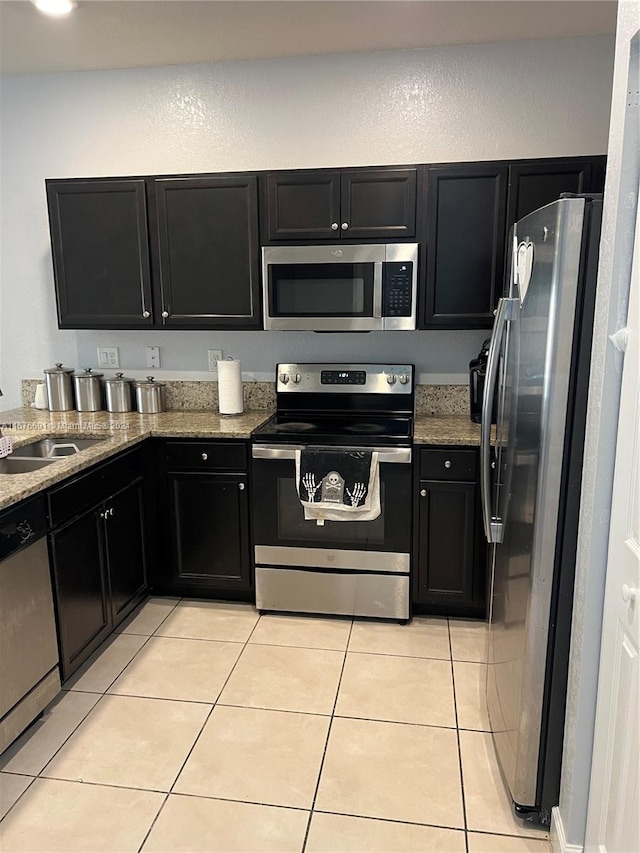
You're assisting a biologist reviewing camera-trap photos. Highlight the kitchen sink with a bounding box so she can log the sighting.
[11,437,104,458]
[0,457,58,474]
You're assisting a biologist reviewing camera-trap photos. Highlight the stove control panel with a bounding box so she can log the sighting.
[276,364,414,394]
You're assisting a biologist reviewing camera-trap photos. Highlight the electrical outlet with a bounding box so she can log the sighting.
[208,349,223,371]
[97,347,119,368]
[146,346,160,369]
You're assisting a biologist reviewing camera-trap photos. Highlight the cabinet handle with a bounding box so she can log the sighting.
[201,452,208,461]
[142,311,150,319]
[444,460,452,469]
[162,310,169,319]
[238,482,246,491]
[341,222,349,231]
[109,507,114,517]
[99,510,108,519]
[420,489,427,498]
[331,222,339,231]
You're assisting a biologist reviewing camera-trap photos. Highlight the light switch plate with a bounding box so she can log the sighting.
[97,347,119,368]
[146,346,160,369]
[208,349,223,371]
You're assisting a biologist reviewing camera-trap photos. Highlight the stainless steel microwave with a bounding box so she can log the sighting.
[262,243,419,331]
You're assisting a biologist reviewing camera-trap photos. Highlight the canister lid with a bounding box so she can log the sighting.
[105,372,133,385]
[73,367,104,379]
[134,375,166,387]
[44,362,74,374]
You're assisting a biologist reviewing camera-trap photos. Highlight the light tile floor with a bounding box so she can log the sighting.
[0,598,551,853]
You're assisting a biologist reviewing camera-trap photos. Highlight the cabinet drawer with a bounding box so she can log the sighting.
[420,448,477,481]
[164,441,247,471]
[49,448,143,528]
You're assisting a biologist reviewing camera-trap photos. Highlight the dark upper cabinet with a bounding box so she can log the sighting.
[104,479,147,626]
[423,163,508,329]
[340,169,417,239]
[266,171,341,240]
[50,507,112,680]
[506,156,606,228]
[154,175,261,329]
[265,167,418,241]
[46,179,154,329]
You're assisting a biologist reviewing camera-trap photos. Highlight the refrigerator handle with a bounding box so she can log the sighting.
[481,297,518,543]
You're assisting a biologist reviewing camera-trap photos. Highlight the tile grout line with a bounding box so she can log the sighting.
[31,598,183,781]
[449,618,470,853]
[0,599,180,822]
[0,774,37,824]
[301,618,354,853]
[136,608,264,853]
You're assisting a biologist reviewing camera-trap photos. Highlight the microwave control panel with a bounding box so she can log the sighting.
[383,262,413,317]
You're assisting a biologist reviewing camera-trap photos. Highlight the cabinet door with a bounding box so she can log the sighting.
[50,508,111,680]
[415,480,477,607]
[506,157,605,228]
[266,171,341,240]
[167,471,250,591]
[154,175,261,328]
[341,168,417,239]
[424,164,508,328]
[46,179,153,329]
[104,479,147,627]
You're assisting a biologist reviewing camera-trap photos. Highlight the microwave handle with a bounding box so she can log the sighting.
[373,263,383,319]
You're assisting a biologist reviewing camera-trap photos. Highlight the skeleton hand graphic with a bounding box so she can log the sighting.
[346,482,366,507]
[302,473,321,501]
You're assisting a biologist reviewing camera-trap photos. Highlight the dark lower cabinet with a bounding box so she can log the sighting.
[50,508,111,680]
[48,451,148,681]
[413,448,486,616]
[104,480,147,623]
[166,472,250,592]
[154,440,252,598]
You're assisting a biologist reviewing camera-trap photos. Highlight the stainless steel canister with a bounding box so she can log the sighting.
[104,373,134,413]
[135,376,167,414]
[44,363,75,411]
[73,368,104,412]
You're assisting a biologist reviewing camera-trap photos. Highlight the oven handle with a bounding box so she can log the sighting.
[252,445,412,464]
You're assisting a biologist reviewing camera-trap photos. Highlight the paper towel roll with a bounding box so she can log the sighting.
[218,358,243,415]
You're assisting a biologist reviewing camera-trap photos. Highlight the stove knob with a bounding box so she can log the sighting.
[386,374,397,385]
[293,374,301,384]
[399,374,410,385]
[279,373,289,385]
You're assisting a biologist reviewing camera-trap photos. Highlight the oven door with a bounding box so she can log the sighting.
[262,245,384,331]
[252,444,411,571]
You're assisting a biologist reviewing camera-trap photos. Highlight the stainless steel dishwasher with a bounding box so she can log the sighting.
[0,495,61,753]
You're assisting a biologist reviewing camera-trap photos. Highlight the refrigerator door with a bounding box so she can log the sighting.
[486,197,587,809]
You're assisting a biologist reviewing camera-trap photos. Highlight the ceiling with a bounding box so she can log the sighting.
[0,0,617,75]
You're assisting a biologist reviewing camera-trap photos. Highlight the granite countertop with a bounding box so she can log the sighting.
[0,407,273,512]
[413,414,483,446]
[0,407,487,511]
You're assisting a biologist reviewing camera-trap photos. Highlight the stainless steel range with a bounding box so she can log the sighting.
[251,363,414,620]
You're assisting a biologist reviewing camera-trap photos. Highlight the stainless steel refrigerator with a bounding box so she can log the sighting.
[481,194,603,826]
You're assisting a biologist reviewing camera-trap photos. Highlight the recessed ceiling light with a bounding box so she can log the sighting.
[33,0,77,16]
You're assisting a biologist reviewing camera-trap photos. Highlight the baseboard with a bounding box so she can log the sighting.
[551,807,584,853]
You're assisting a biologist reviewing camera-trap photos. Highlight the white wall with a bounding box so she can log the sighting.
[0,35,614,407]
[553,4,640,851]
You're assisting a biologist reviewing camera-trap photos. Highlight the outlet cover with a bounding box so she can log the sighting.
[97,347,119,368]
[208,349,223,371]
[146,346,160,369]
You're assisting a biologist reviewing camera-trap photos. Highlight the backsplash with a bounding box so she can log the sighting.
[21,379,467,416]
